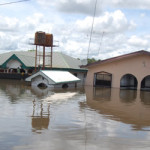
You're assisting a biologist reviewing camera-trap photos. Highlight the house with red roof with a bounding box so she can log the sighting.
[83,50,150,90]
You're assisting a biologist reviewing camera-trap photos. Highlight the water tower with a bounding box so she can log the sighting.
[33,31,55,71]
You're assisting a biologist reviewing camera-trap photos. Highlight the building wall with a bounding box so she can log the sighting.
[31,75,51,87]
[6,59,21,69]
[54,83,77,88]
[76,72,86,86]
[85,55,150,90]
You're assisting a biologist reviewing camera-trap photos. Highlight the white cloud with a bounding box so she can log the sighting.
[128,35,149,47]
[104,0,150,9]
[36,0,102,15]
[0,0,149,60]
[36,0,56,8]
[0,13,54,51]
[140,13,146,17]
[76,10,136,34]
[36,0,150,14]
[0,32,19,50]
[0,16,19,32]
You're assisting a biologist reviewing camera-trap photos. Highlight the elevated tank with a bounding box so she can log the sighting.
[34,31,46,45]
[45,33,53,47]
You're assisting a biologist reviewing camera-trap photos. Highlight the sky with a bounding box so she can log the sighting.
[0,0,150,60]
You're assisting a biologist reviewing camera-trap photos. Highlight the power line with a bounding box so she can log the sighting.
[87,0,97,60]
[0,0,30,6]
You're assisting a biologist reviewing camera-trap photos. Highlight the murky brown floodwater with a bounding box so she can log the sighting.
[0,80,150,150]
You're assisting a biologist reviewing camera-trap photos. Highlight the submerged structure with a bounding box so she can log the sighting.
[0,51,87,85]
[83,50,150,91]
[25,70,80,88]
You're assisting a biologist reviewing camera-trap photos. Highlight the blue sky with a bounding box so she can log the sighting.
[0,0,150,60]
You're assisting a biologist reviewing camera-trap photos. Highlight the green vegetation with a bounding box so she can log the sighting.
[87,58,100,64]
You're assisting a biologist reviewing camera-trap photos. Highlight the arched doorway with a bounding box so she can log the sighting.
[94,71,112,87]
[120,74,138,90]
[141,75,150,91]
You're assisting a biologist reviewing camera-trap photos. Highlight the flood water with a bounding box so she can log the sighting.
[0,80,150,150]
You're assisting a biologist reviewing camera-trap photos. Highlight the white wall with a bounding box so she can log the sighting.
[31,75,49,87]
[7,59,21,69]
[73,72,86,86]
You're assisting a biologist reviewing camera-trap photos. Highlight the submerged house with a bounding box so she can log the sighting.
[83,50,150,90]
[0,51,87,85]
[25,70,80,88]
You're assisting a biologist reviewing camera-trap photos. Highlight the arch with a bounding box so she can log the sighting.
[62,84,68,88]
[120,74,138,90]
[37,83,47,89]
[94,71,112,87]
[141,75,150,91]
[31,75,49,88]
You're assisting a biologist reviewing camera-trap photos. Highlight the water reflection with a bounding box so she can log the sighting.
[31,86,52,99]
[31,86,84,134]
[93,87,111,101]
[85,87,150,130]
[120,89,137,103]
[32,100,50,134]
[1,80,150,150]
[0,79,28,103]
[140,91,150,105]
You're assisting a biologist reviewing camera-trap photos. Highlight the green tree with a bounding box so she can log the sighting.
[87,58,97,64]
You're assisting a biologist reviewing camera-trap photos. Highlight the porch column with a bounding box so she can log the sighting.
[137,78,141,90]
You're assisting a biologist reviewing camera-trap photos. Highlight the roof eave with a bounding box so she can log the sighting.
[82,50,150,68]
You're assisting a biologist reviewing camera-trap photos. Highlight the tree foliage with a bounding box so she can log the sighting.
[87,58,97,64]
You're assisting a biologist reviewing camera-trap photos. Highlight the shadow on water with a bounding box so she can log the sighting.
[84,86,150,131]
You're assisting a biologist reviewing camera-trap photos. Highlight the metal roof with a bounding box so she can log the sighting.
[42,70,80,84]
[0,51,86,70]
[26,70,80,84]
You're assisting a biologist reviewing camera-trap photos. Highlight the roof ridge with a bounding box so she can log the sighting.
[84,50,150,68]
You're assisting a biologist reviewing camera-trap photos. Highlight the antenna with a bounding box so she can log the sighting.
[87,0,98,60]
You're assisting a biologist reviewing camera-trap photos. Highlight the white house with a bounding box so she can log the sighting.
[26,70,80,88]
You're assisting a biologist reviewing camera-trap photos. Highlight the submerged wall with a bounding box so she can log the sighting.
[85,55,150,90]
